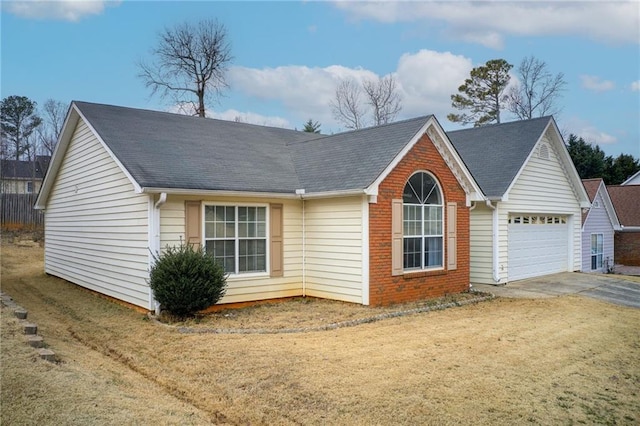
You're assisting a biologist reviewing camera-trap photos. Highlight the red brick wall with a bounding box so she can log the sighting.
[615,232,640,266]
[369,132,470,306]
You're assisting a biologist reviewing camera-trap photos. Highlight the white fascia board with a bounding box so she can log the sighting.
[599,181,622,230]
[622,170,640,185]
[74,106,143,194]
[366,116,484,204]
[141,187,367,200]
[35,103,78,210]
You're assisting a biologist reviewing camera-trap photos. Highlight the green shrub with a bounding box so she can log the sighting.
[149,244,227,317]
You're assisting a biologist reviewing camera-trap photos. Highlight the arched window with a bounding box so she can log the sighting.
[402,172,443,270]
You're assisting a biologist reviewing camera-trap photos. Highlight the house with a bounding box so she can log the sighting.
[606,185,640,266]
[1,156,51,194]
[621,170,640,185]
[580,179,620,272]
[448,117,591,284]
[35,101,485,310]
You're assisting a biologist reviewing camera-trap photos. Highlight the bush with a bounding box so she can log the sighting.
[149,244,227,317]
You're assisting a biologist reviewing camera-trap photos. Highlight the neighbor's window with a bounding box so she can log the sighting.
[591,233,603,270]
[27,181,33,193]
[204,205,267,274]
[402,172,443,270]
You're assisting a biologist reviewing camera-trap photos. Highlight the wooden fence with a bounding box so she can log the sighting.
[1,193,44,230]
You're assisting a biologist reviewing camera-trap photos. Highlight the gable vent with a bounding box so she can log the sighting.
[538,143,550,160]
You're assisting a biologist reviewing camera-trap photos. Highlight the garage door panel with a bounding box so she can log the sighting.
[508,215,568,281]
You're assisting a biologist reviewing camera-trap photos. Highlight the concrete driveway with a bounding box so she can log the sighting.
[473,272,640,309]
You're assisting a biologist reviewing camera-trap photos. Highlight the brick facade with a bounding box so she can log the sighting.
[368,132,470,306]
[614,232,640,266]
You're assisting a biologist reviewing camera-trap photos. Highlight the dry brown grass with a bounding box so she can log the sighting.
[2,240,639,425]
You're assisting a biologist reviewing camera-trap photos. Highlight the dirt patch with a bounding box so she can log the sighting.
[2,242,639,425]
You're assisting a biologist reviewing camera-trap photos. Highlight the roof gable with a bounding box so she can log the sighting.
[448,117,589,207]
[582,178,620,230]
[448,117,551,198]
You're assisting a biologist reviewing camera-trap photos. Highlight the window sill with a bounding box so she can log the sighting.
[226,272,270,281]
[402,268,446,279]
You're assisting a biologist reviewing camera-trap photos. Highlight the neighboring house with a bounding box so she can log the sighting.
[0,156,51,194]
[607,185,640,266]
[36,101,485,310]
[581,179,620,273]
[448,117,591,284]
[621,170,640,185]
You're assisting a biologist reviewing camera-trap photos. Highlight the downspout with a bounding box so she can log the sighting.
[151,192,167,315]
[485,200,502,284]
[296,189,306,297]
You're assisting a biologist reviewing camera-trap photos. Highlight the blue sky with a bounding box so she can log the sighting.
[2,1,639,158]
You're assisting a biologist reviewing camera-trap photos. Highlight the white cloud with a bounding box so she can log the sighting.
[227,50,473,131]
[580,75,616,93]
[631,81,640,91]
[3,0,118,21]
[334,2,640,48]
[566,117,617,145]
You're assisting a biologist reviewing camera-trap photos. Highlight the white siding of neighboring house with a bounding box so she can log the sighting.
[469,203,494,284]
[304,196,364,304]
[43,119,151,309]
[581,189,615,272]
[159,196,304,304]
[497,133,582,281]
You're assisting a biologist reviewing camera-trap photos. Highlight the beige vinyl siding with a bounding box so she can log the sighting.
[304,196,364,303]
[502,134,582,276]
[159,196,304,304]
[44,119,151,309]
[469,203,494,284]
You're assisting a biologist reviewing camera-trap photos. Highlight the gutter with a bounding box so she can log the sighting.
[140,187,370,201]
[150,192,167,315]
[485,200,502,284]
[296,189,307,297]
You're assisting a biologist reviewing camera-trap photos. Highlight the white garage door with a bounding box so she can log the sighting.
[508,214,569,281]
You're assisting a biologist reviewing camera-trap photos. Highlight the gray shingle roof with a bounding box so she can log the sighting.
[1,157,50,180]
[290,116,431,193]
[447,117,552,198]
[74,101,431,194]
[75,102,320,193]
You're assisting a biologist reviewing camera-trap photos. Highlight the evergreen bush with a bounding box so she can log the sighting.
[150,244,227,317]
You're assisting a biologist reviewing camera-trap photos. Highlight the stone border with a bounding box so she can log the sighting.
[1,291,56,362]
[149,292,495,335]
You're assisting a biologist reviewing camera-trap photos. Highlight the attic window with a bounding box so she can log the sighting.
[538,143,550,160]
[593,201,600,208]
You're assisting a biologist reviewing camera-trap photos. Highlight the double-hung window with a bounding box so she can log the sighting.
[402,172,443,270]
[204,205,267,274]
[591,233,604,270]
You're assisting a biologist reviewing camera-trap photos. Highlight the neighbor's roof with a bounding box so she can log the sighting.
[73,101,434,194]
[0,157,50,180]
[607,185,640,227]
[582,178,603,202]
[448,117,552,198]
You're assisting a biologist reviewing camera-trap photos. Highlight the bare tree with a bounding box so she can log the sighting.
[138,19,232,118]
[506,56,566,120]
[331,76,402,130]
[38,99,67,156]
[363,75,402,126]
[331,79,366,130]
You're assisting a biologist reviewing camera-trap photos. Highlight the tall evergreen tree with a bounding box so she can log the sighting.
[302,119,321,133]
[448,59,512,127]
[1,95,42,160]
[566,134,606,179]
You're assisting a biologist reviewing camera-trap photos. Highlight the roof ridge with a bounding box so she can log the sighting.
[72,100,309,135]
[448,116,552,134]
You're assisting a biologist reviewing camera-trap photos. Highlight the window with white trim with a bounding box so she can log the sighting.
[204,205,267,274]
[402,172,443,270]
[591,233,604,270]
